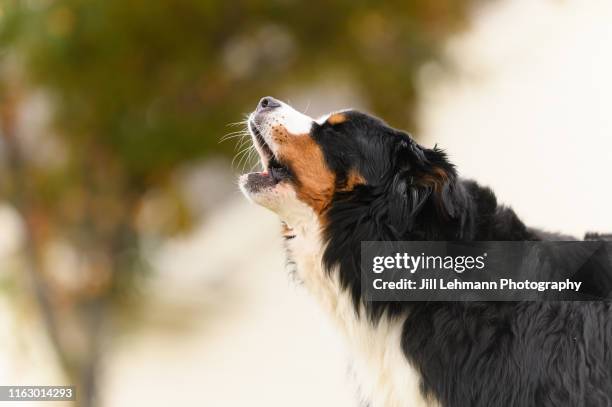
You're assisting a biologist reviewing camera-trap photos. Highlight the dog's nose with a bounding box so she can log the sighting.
[257,96,281,111]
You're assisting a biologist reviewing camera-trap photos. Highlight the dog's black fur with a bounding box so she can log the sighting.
[313,111,612,407]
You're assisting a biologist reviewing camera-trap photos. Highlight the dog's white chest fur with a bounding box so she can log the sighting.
[282,207,437,407]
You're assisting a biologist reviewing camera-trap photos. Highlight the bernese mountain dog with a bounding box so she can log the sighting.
[238,96,612,407]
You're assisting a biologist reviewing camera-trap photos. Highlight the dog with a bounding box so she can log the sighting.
[238,96,612,407]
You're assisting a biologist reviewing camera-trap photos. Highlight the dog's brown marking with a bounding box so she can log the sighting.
[273,125,336,214]
[271,125,290,144]
[327,113,347,125]
[339,169,366,191]
[420,167,449,192]
[419,166,452,216]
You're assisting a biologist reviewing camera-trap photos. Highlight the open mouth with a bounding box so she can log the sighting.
[244,120,291,190]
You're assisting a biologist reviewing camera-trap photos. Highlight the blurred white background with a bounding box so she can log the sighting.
[418,0,612,237]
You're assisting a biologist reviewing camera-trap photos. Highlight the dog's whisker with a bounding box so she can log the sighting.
[244,147,259,172]
[220,131,250,143]
[220,134,248,145]
[222,129,249,136]
[236,144,257,173]
[226,119,249,127]
[231,144,253,169]
[248,155,261,172]
[247,148,259,171]
[234,137,251,152]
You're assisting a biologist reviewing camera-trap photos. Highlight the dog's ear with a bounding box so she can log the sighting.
[438,180,463,218]
[384,134,431,233]
[391,137,466,227]
[395,132,427,167]
[419,146,464,220]
[387,170,432,233]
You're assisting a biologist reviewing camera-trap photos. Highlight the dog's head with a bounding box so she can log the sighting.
[239,97,461,234]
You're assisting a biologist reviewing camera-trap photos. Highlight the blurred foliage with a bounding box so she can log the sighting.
[1,0,475,181]
[0,1,477,406]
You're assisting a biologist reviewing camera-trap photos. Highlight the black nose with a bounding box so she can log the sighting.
[258,96,281,111]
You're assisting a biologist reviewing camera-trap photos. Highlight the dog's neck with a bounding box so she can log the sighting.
[276,197,438,407]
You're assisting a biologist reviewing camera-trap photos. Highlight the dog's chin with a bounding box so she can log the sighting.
[239,169,293,212]
[239,171,281,197]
